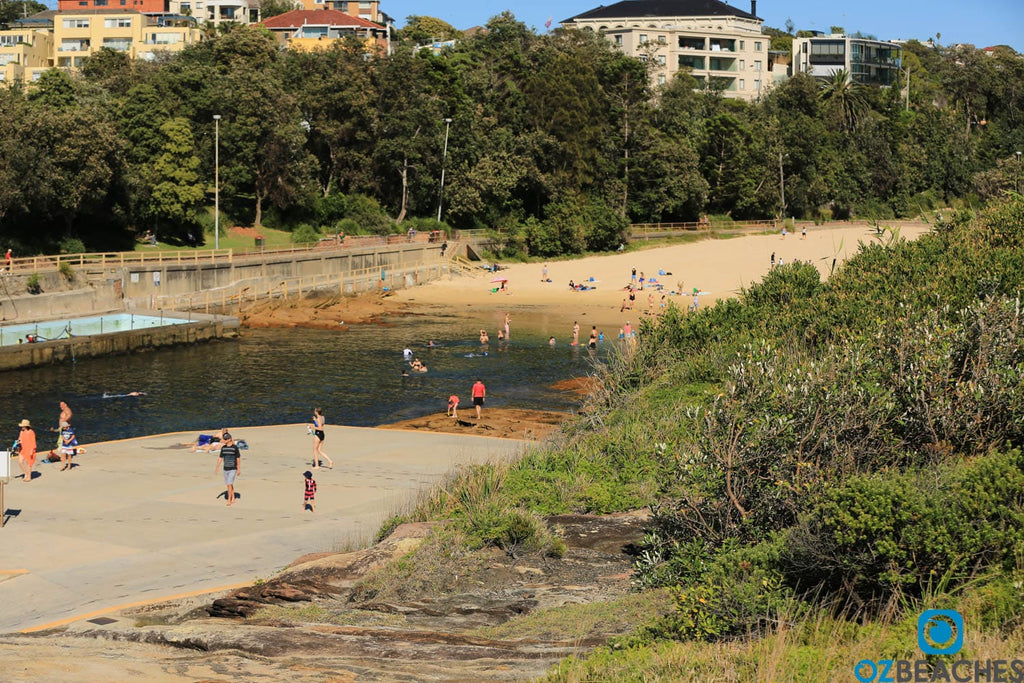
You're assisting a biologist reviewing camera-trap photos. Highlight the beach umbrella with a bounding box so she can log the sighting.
[490,276,508,283]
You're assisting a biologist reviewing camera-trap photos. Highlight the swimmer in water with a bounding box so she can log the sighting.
[102,391,146,398]
[548,336,556,346]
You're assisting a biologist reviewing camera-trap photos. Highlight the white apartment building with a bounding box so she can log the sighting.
[562,0,770,101]
[791,33,903,85]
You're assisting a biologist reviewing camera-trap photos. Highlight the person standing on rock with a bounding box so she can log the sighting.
[472,379,486,420]
[214,432,241,506]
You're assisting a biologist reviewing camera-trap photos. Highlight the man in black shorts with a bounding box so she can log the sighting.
[214,432,241,506]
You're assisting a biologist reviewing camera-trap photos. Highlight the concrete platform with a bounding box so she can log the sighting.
[0,424,525,633]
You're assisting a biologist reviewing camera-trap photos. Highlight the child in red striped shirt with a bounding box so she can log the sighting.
[303,470,317,513]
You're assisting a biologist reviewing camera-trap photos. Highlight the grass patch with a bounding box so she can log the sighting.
[249,602,407,628]
[470,589,674,643]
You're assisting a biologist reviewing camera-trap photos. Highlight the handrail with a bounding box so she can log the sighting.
[4,249,236,272]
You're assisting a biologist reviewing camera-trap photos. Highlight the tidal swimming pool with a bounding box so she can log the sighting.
[0,312,612,443]
[0,313,194,347]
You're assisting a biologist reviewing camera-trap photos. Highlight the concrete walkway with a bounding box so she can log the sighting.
[0,424,525,633]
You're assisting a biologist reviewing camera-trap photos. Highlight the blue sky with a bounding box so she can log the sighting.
[383,0,1023,51]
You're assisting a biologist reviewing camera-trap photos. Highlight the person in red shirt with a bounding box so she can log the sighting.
[16,419,37,482]
[471,379,486,419]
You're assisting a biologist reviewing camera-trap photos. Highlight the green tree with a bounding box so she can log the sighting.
[140,118,206,242]
[818,69,868,132]
[401,15,461,45]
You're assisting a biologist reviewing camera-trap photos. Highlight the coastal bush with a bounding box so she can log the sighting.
[26,272,41,294]
[290,223,321,244]
[59,237,86,254]
[782,448,1024,608]
[57,261,74,280]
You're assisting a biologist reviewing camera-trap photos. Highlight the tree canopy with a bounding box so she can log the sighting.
[0,19,1020,256]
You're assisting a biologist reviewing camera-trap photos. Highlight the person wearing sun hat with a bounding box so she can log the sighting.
[16,419,37,482]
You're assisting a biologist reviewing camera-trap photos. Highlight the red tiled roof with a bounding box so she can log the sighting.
[259,9,382,30]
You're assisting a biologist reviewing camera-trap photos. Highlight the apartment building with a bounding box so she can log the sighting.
[0,10,201,82]
[259,9,390,53]
[0,23,53,83]
[791,33,903,85]
[561,0,770,101]
[166,0,259,26]
[297,0,390,26]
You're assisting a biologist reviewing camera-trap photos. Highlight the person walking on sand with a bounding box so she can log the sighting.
[472,379,486,419]
[303,470,317,513]
[16,419,36,482]
[572,321,580,346]
[309,407,333,470]
[542,264,548,281]
[504,312,511,341]
[801,226,807,240]
[214,432,240,506]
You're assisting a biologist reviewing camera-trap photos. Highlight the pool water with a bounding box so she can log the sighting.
[0,314,194,347]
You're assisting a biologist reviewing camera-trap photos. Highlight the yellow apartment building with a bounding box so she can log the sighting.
[0,10,201,83]
[0,23,54,83]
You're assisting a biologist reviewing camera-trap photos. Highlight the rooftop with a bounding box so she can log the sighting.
[563,0,758,23]
[259,9,384,30]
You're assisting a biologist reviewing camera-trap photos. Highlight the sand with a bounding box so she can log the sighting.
[392,222,930,331]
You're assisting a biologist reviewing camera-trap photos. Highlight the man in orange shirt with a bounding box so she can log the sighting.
[471,379,486,420]
[17,418,37,482]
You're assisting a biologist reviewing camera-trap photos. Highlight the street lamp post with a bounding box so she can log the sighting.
[213,114,221,251]
[436,118,452,223]
[1016,151,1022,194]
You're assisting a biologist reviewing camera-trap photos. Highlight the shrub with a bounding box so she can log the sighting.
[57,261,74,280]
[59,237,86,254]
[290,223,321,244]
[783,449,1024,608]
[26,273,41,294]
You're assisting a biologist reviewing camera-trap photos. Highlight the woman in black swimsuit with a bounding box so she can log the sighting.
[310,407,333,470]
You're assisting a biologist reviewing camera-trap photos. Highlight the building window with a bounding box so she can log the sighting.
[639,34,647,43]
[62,18,90,28]
[739,79,745,89]
[59,38,91,51]
[658,74,665,84]
[95,0,108,5]
[739,59,745,69]
[754,79,761,91]
[657,54,665,66]
[739,40,744,50]
[32,71,42,80]
[657,35,665,44]
[57,56,73,66]
[754,60,762,71]
[102,38,132,51]
[104,17,132,27]
[614,35,622,45]
[754,41,762,51]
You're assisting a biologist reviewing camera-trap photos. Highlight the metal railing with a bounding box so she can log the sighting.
[5,249,235,272]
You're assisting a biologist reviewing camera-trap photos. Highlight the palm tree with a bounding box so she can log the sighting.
[818,69,867,132]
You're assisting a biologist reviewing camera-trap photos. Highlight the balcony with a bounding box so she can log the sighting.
[709,39,736,52]
[708,57,737,72]
[678,55,705,70]
[678,36,705,51]
[58,40,90,52]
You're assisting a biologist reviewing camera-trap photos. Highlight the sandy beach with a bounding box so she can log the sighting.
[392,222,930,331]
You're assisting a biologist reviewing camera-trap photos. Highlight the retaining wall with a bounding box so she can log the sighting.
[0,312,238,371]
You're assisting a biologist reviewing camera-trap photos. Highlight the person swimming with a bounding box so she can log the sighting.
[102,391,147,398]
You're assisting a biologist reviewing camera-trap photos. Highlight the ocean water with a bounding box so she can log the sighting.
[0,313,610,445]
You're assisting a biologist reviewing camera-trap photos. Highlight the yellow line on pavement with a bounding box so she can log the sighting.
[20,581,251,633]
